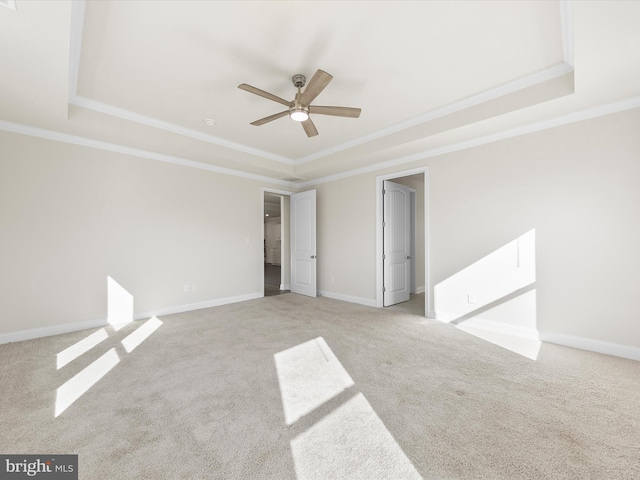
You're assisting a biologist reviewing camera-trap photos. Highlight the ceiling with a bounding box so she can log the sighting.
[1,1,639,187]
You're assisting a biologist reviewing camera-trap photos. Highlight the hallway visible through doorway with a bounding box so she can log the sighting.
[264,263,289,297]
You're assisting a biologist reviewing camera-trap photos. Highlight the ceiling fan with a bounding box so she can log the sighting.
[238,69,361,137]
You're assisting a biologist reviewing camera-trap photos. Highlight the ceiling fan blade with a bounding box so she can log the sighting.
[238,84,292,107]
[309,106,361,118]
[250,110,290,126]
[299,69,333,106]
[301,118,319,137]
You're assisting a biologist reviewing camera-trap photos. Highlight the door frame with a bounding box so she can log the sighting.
[261,187,294,297]
[375,167,429,314]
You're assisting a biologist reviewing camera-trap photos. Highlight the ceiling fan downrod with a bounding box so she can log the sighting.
[290,74,309,121]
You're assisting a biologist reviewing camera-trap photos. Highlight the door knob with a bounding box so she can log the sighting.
[311,255,316,259]
[407,255,411,259]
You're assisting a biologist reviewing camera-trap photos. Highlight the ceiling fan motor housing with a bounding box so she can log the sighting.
[292,74,306,88]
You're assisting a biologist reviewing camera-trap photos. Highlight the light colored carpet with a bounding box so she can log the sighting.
[0,294,638,479]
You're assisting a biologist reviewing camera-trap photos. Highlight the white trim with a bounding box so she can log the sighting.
[67,1,575,168]
[4,91,640,193]
[66,3,293,166]
[317,290,377,308]
[0,292,263,345]
[427,309,437,319]
[70,96,294,165]
[430,316,640,362]
[560,0,574,68]
[432,311,456,323]
[296,63,573,165]
[455,318,540,341]
[136,292,262,319]
[299,95,640,188]
[0,317,107,345]
[67,62,572,169]
[68,0,86,100]
[280,284,291,291]
[539,332,640,362]
[0,0,17,11]
[0,120,295,187]
[261,187,294,196]
[416,286,425,294]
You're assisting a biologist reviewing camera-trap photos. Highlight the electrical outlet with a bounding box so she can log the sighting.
[467,294,475,304]
[184,284,190,293]
[192,283,198,292]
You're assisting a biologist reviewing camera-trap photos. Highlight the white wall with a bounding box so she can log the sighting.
[316,175,376,302]
[2,107,640,352]
[315,108,640,348]
[0,131,281,337]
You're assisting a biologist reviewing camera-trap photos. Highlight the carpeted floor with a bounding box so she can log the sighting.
[0,294,638,479]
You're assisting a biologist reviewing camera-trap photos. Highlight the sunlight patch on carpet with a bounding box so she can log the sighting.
[291,392,422,480]
[274,337,354,425]
[55,348,120,417]
[121,317,162,353]
[56,328,109,369]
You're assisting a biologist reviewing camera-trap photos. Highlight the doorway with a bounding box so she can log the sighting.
[376,168,428,315]
[263,190,290,297]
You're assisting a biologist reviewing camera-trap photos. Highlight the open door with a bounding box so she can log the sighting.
[291,189,316,297]
[383,181,411,306]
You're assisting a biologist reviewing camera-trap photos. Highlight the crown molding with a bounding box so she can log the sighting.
[299,95,640,188]
[69,95,295,166]
[0,120,295,187]
[0,0,16,11]
[68,0,576,168]
[295,62,573,165]
[3,95,638,190]
[68,0,86,100]
[560,0,574,68]
[302,0,576,166]
[67,0,292,166]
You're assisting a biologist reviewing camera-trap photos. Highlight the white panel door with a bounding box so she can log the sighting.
[384,181,411,306]
[291,189,316,297]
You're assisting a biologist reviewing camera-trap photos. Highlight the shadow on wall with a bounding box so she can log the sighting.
[54,277,162,417]
[434,230,540,360]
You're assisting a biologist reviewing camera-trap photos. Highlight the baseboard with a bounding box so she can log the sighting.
[415,286,426,294]
[432,310,458,323]
[136,292,263,319]
[317,290,377,308]
[539,332,640,362]
[280,284,290,291]
[433,313,640,361]
[0,292,263,345]
[0,317,109,345]
[455,318,540,340]
[427,309,437,319]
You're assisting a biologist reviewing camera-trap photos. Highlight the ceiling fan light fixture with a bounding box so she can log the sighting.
[289,107,309,122]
